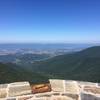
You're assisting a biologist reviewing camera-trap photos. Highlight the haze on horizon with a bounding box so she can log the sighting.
[0,0,100,43]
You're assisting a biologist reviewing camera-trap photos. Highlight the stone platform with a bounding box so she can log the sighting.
[0,79,100,100]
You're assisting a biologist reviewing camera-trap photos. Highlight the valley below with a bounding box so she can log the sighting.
[0,44,100,84]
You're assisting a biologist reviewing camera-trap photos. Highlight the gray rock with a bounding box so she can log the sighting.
[77,81,97,86]
[17,95,34,100]
[6,98,16,100]
[62,93,79,100]
[0,84,8,98]
[35,92,52,98]
[8,82,31,97]
[65,81,80,94]
[28,97,46,100]
[51,96,74,100]
[49,79,64,92]
[84,86,100,94]
[81,92,100,100]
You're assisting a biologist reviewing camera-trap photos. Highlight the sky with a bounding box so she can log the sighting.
[0,0,100,43]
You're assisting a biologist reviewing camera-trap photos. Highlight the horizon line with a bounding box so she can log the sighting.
[0,42,100,45]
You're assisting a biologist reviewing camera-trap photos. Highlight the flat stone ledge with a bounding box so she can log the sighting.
[6,98,16,100]
[8,82,31,97]
[81,92,100,100]
[51,95,74,100]
[84,86,100,94]
[65,81,80,94]
[0,84,8,98]
[17,95,33,100]
[77,81,97,87]
[61,93,79,100]
[49,79,64,92]
[34,92,52,98]
[0,79,100,100]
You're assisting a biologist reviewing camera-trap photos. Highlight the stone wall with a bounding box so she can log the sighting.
[0,79,100,100]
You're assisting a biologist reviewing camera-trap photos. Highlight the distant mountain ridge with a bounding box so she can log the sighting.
[32,46,100,82]
[0,46,100,84]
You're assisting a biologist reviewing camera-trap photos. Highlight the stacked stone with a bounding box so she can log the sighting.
[49,79,80,100]
[78,81,100,100]
[16,79,81,100]
[0,79,100,100]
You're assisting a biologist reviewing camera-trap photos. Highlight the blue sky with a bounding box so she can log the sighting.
[0,0,100,43]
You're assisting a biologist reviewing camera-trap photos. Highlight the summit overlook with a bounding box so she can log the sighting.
[0,0,100,99]
[0,79,100,100]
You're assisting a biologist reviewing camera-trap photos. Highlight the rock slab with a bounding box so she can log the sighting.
[8,82,31,97]
[0,84,8,98]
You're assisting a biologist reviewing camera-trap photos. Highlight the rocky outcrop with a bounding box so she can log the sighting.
[0,79,100,100]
